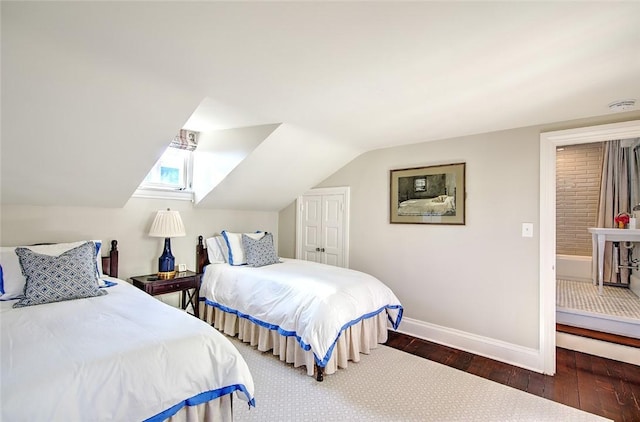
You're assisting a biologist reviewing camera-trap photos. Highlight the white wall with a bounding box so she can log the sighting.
[316,127,541,349]
[0,198,278,281]
[278,111,640,371]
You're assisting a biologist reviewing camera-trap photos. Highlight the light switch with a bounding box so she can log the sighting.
[522,223,534,238]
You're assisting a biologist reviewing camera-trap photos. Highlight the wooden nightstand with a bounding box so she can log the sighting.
[131,271,201,318]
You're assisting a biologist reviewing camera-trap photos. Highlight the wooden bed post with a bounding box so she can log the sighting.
[109,240,118,278]
[196,235,208,274]
[101,240,118,278]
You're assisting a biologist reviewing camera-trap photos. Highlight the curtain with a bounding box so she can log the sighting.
[632,142,640,212]
[170,129,199,151]
[597,140,631,284]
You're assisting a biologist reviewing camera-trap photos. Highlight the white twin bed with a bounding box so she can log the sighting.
[0,240,255,421]
[196,232,403,381]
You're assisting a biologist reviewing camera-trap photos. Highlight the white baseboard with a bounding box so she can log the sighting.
[557,308,639,339]
[556,332,640,366]
[397,317,545,373]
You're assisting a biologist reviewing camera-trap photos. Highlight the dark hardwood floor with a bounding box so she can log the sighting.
[385,331,640,422]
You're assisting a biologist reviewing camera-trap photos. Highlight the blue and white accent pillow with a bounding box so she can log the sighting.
[1,240,105,300]
[13,241,107,308]
[242,232,280,267]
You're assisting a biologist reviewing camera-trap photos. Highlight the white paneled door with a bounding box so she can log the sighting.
[296,187,349,268]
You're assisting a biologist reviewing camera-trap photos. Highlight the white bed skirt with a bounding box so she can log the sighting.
[199,303,389,377]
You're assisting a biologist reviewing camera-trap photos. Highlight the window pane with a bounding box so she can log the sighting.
[141,147,191,190]
[160,166,180,185]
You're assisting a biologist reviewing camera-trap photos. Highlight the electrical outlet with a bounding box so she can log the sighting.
[522,223,534,238]
[178,263,187,272]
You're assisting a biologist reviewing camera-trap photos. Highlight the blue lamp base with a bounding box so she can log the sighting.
[158,237,176,279]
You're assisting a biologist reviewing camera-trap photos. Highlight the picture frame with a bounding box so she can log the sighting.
[390,162,466,225]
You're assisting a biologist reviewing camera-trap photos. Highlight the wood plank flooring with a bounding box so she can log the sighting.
[385,331,640,422]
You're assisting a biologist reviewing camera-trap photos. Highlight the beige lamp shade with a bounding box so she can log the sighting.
[148,209,186,238]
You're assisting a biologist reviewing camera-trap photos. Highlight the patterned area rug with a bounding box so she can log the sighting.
[556,279,640,320]
[231,337,607,422]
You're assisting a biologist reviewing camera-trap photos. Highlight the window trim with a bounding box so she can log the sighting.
[132,186,194,202]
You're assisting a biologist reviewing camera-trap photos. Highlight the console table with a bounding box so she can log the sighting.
[588,228,640,294]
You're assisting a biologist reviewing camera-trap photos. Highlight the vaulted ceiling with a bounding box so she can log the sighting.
[2,2,639,210]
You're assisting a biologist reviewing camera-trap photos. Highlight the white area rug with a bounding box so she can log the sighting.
[230,337,608,422]
[557,279,640,319]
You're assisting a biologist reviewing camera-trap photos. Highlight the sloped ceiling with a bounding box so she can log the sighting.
[2,2,639,210]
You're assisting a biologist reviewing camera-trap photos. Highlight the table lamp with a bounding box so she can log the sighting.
[149,208,186,279]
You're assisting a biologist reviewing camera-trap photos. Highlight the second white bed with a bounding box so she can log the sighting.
[199,258,403,379]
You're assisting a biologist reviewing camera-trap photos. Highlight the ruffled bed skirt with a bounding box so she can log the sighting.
[165,394,232,422]
[199,302,389,377]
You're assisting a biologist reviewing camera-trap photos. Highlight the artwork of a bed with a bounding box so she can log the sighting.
[196,231,403,381]
[0,240,255,422]
[390,162,466,224]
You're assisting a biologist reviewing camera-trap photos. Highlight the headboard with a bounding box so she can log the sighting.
[101,240,119,278]
[196,236,209,274]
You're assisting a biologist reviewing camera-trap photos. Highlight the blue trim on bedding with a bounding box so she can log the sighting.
[220,231,236,265]
[0,264,4,295]
[203,298,310,349]
[94,241,102,276]
[100,280,117,288]
[144,384,255,422]
[316,304,404,367]
[202,298,403,368]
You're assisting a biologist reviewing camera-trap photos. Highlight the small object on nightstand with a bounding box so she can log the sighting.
[131,271,201,318]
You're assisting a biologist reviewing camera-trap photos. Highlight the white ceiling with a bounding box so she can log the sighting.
[2,2,639,210]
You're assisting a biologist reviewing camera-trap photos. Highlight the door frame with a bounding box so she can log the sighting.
[295,186,350,267]
[539,119,640,375]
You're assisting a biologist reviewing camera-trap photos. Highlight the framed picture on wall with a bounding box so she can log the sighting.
[390,162,466,225]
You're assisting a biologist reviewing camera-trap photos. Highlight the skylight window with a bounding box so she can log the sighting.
[142,147,192,190]
[133,130,199,201]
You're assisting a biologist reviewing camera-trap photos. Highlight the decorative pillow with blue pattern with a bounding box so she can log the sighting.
[242,232,281,267]
[13,241,107,308]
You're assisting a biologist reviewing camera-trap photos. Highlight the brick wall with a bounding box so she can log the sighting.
[556,142,603,256]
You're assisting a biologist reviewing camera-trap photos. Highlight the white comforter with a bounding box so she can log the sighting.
[0,279,254,422]
[200,259,403,367]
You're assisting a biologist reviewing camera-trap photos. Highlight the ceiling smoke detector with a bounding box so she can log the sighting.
[608,99,637,112]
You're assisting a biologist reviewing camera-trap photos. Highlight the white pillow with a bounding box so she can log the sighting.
[0,246,28,300]
[205,236,227,264]
[93,240,112,287]
[221,230,265,266]
[0,240,104,300]
[216,236,229,263]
